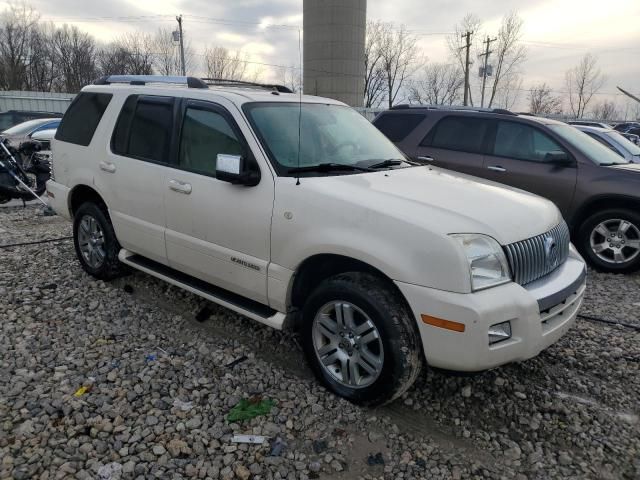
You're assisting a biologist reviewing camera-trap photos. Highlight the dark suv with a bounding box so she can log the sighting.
[373,106,640,273]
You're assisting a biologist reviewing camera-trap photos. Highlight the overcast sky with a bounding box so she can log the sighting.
[2,0,639,113]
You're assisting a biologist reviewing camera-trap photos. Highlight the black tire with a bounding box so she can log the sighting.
[577,208,640,274]
[73,202,127,280]
[301,272,423,406]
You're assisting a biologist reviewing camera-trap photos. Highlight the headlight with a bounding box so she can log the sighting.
[450,234,512,291]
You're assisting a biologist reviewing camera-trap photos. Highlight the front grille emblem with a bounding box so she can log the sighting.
[544,235,559,269]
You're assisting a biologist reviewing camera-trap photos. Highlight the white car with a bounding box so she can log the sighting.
[575,125,640,163]
[47,75,587,405]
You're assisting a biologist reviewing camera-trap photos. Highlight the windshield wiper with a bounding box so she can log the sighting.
[367,158,419,169]
[288,163,374,174]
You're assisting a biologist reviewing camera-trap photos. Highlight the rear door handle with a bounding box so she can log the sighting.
[99,161,116,173]
[417,156,435,163]
[487,165,507,172]
[168,179,192,194]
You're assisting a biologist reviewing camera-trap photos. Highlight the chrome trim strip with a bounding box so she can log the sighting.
[537,266,586,312]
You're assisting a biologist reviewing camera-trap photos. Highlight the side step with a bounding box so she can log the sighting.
[118,249,286,330]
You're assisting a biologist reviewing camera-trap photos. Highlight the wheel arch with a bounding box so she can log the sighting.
[68,184,108,217]
[570,195,640,235]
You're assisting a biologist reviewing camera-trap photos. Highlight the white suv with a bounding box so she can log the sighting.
[47,75,586,405]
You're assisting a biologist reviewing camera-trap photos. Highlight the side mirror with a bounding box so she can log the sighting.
[545,150,573,166]
[216,154,260,186]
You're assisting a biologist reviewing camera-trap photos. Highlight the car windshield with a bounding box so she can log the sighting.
[244,103,408,175]
[549,124,630,165]
[1,118,56,135]
[606,131,640,156]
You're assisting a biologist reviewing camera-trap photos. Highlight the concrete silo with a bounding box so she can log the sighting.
[303,0,366,107]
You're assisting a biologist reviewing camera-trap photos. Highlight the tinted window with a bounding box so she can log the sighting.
[374,113,426,142]
[493,121,564,162]
[55,93,112,146]
[423,116,489,153]
[178,107,243,176]
[584,132,622,156]
[115,96,174,163]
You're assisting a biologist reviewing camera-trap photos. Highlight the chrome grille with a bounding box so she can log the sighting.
[504,221,571,285]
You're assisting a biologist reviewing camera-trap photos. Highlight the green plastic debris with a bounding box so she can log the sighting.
[227,397,275,422]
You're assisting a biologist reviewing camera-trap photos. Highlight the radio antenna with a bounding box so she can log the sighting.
[295,26,302,186]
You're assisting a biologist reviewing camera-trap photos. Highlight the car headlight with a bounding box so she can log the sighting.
[450,234,512,291]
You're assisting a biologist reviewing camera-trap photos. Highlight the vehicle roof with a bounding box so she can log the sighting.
[573,125,616,134]
[82,84,346,107]
[1,117,60,134]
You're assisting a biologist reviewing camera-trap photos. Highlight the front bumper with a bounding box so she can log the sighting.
[45,180,72,220]
[396,248,586,372]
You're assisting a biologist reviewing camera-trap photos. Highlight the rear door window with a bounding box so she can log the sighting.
[374,113,426,142]
[421,116,489,153]
[111,95,174,163]
[493,121,565,162]
[55,92,112,146]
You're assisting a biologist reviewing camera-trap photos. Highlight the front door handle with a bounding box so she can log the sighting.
[99,161,116,173]
[487,165,507,172]
[417,156,435,163]
[168,179,192,194]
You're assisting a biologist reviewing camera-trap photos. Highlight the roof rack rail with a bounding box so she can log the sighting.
[389,104,517,116]
[93,75,208,89]
[201,78,293,94]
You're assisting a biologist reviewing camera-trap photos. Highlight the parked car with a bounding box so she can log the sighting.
[1,118,61,148]
[567,120,612,129]
[620,132,640,145]
[373,105,640,273]
[30,128,57,152]
[575,125,640,163]
[613,121,640,132]
[0,110,61,131]
[47,76,586,405]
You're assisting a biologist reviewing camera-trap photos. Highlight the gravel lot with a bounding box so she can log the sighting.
[1,205,639,480]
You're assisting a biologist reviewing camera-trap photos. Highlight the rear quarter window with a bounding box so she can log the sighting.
[421,116,489,153]
[55,92,112,146]
[374,113,426,142]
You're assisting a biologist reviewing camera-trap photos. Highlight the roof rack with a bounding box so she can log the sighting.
[390,104,517,116]
[92,75,294,94]
[94,75,208,89]
[201,78,293,94]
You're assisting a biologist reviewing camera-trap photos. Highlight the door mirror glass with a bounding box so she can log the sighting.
[216,153,260,186]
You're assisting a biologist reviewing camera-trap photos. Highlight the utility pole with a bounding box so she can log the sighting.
[479,36,497,108]
[462,31,472,107]
[176,15,186,76]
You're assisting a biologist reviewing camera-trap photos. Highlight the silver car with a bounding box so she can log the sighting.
[575,125,640,163]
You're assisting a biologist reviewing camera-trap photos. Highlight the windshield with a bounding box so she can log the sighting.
[244,103,407,175]
[549,124,630,165]
[606,131,640,156]
[2,118,57,136]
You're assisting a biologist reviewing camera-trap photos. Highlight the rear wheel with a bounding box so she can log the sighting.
[301,272,423,406]
[73,202,127,280]
[578,209,640,273]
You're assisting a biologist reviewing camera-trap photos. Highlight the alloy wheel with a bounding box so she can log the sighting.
[77,214,106,269]
[312,301,384,389]
[590,218,640,264]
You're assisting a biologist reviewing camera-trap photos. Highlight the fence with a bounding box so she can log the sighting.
[0,91,75,114]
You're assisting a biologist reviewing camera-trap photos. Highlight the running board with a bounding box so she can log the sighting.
[118,249,286,330]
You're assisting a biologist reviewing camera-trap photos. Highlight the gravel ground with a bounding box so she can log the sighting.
[1,206,639,480]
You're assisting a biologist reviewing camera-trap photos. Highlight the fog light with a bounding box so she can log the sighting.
[488,321,511,345]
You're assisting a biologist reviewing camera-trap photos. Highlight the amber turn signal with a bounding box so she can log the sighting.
[421,314,466,332]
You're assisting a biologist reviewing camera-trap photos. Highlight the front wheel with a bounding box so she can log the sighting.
[578,209,640,273]
[301,272,423,406]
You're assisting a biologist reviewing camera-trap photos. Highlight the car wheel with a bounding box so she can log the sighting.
[301,272,423,406]
[73,202,127,280]
[578,209,640,273]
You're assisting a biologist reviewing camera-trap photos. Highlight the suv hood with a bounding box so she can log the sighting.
[310,166,562,245]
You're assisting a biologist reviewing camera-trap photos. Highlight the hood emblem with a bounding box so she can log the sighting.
[544,236,559,269]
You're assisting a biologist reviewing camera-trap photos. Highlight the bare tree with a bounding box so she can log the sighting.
[528,82,563,115]
[51,25,97,92]
[493,74,522,110]
[591,100,618,121]
[0,2,40,90]
[487,12,527,108]
[379,23,419,108]
[565,53,607,118]
[363,20,386,108]
[409,63,464,105]
[25,22,57,91]
[278,65,301,92]
[447,13,482,106]
[204,46,255,81]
